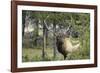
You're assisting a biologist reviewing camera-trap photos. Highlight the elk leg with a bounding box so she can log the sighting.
[64,55,66,60]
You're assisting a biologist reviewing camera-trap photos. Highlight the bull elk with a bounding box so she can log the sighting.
[56,34,80,60]
[44,19,80,60]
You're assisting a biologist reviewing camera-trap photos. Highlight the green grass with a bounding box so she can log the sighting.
[22,47,90,62]
[22,48,64,62]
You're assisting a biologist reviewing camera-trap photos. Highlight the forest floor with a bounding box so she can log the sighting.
[22,47,89,62]
[22,48,64,62]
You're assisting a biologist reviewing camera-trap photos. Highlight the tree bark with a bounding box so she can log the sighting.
[53,21,57,59]
[35,20,39,46]
[42,20,46,60]
[46,29,48,49]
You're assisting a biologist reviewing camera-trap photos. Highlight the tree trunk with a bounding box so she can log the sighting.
[22,23,25,48]
[53,22,57,59]
[22,12,26,47]
[42,20,46,60]
[46,29,48,49]
[35,20,39,46]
